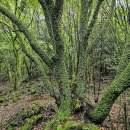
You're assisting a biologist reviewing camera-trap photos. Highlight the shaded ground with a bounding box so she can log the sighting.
[0,81,57,130]
[0,74,130,130]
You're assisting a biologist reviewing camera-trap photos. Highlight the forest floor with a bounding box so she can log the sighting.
[0,80,57,130]
[0,75,130,130]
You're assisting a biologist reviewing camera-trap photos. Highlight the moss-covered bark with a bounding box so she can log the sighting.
[38,0,54,40]
[45,56,72,129]
[0,5,53,67]
[54,54,72,112]
[90,62,130,124]
[38,1,72,129]
[77,0,104,101]
[76,0,91,98]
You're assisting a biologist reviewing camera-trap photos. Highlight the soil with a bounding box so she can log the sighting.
[0,81,57,130]
[0,75,130,130]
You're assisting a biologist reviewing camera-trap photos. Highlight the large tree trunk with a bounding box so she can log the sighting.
[38,1,72,129]
[90,62,130,124]
[54,54,72,114]
[76,0,91,98]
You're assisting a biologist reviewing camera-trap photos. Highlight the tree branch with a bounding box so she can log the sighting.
[38,0,54,38]
[82,0,104,49]
[0,5,53,67]
[54,0,64,20]
[16,31,55,96]
[38,0,65,56]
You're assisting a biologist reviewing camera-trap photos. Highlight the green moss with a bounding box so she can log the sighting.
[6,106,41,130]
[12,97,19,102]
[7,125,15,130]
[20,124,33,130]
[33,106,40,113]
[25,114,42,125]
[7,111,42,130]
[63,121,99,130]
[56,124,63,130]
[64,121,82,130]
[75,100,81,110]
[0,97,5,103]
[82,124,99,130]
[26,84,31,89]
[6,118,19,129]
[20,114,42,130]
[12,92,20,102]
[28,88,37,95]
[20,106,41,119]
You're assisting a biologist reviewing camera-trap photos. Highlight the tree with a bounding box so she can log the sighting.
[0,0,130,129]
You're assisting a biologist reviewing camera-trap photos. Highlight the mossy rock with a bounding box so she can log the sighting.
[21,106,40,118]
[25,114,42,125]
[64,121,99,130]
[20,124,33,130]
[21,114,42,130]
[19,106,41,120]
[6,106,41,129]
[82,124,99,130]
[64,121,83,130]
